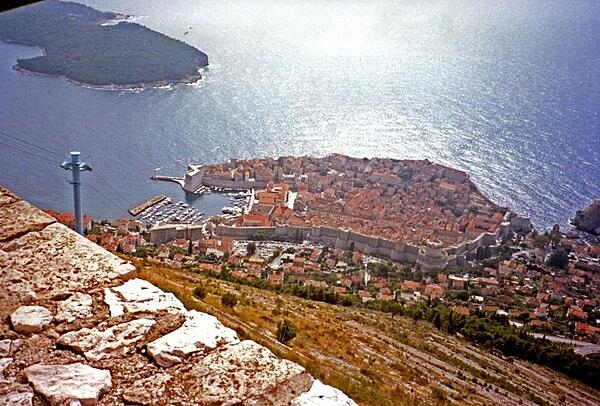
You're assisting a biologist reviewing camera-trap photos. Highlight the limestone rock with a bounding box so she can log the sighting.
[24,362,111,405]
[0,358,12,380]
[573,199,600,235]
[0,223,136,297]
[0,340,10,357]
[148,310,239,367]
[0,382,34,406]
[0,200,55,243]
[179,340,313,405]
[57,318,155,361]
[10,306,53,334]
[0,339,23,358]
[122,373,171,405]
[56,292,93,323]
[292,380,357,406]
[104,278,185,317]
[0,188,18,207]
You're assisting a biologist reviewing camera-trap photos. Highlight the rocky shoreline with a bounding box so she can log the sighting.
[13,63,204,91]
[0,1,209,92]
[572,199,600,235]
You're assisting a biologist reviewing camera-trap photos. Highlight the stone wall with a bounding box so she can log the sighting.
[149,224,204,244]
[214,221,507,268]
[0,186,355,405]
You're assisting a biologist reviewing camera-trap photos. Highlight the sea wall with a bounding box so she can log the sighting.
[183,165,269,192]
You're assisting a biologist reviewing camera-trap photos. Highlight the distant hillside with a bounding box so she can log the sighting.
[0,0,208,88]
[138,260,600,406]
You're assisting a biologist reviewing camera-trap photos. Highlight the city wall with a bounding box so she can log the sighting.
[183,165,268,192]
[213,218,521,268]
[150,224,204,244]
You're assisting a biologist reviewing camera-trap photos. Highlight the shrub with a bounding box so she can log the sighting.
[276,319,297,344]
[221,292,239,308]
[193,285,207,300]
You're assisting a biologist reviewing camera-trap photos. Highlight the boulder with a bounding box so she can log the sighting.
[0,358,12,380]
[179,340,313,405]
[0,223,136,297]
[10,306,53,334]
[57,318,155,361]
[0,339,23,359]
[104,278,185,317]
[24,362,111,405]
[572,199,600,235]
[147,310,239,367]
[0,200,55,243]
[55,292,93,323]
[292,380,357,406]
[0,382,34,405]
[0,340,10,357]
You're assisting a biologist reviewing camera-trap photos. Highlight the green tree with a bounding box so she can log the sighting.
[547,249,569,269]
[246,242,256,256]
[532,234,550,249]
[276,319,297,344]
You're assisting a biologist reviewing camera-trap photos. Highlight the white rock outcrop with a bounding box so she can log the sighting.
[0,223,136,297]
[57,319,156,361]
[0,358,12,380]
[56,292,93,323]
[0,340,10,357]
[0,187,357,406]
[24,363,111,405]
[181,340,314,405]
[147,310,240,367]
[292,379,358,406]
[104,278,185,317]
[10,305,53,333]
[0,383,34,406]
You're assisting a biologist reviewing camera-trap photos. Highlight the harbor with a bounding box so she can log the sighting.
[133,196,206,226]
[134,175,255,227]
[128,195,167,216]
[150,167,255,221]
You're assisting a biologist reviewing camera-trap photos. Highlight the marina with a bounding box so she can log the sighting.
[150,171,254,222]
[132,187,252,227]
[134,197,206,226]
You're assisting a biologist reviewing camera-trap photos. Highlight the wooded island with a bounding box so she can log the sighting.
[0,1,208,88]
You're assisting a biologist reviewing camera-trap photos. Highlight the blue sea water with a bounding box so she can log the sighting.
[0,0,599,229]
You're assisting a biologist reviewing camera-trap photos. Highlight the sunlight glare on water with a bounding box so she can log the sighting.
[0,0,598,229]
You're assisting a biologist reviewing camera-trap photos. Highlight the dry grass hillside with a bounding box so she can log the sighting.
[133,258,600,406]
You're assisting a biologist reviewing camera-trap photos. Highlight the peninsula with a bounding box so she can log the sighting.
[182,155,533,268]
[0,1,208,88]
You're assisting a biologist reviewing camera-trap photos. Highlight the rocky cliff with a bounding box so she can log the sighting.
[0,186,355,405]
[572,199,600,235]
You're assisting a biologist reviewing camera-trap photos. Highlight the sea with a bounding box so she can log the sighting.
[0,0,599,229]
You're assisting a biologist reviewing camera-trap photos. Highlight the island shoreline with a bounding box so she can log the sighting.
[0,2,209,91]
[11,57,204,91]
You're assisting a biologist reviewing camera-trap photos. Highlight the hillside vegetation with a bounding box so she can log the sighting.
[133,258,600,406]
[0,0,208,87]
